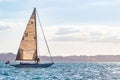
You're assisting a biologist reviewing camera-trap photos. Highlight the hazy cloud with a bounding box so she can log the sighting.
[85,0,120,7]
[52,36,85,41]
[0,25,11,31]
[56,27,79,35]
[91,36,120,43]
[0,0,16,2]
[51,24,120,43]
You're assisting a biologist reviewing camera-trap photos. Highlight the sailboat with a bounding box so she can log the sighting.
[10,8,54,68]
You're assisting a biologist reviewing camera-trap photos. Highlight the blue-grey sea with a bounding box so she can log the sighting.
[0,62,120,80]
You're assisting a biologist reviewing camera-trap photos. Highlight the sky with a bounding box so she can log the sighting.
[0,0,120,56]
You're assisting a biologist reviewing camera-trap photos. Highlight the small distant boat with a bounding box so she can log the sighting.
[10,8,54,68]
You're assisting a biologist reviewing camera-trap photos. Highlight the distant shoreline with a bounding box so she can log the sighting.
[1,53,120,62]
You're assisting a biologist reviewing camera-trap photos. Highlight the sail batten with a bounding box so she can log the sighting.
[16,8,37,61]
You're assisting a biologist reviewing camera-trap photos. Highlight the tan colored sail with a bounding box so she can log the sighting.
[16,8,38,61]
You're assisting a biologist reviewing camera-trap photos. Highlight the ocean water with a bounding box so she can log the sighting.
[0,63,120,80]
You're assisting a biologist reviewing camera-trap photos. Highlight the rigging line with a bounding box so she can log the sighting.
[36,11,54,63]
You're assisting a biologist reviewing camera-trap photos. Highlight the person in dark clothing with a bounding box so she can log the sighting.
[5,61,10,64]
[36,58,40,64]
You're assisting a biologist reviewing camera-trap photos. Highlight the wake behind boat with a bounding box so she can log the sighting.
[8,8,54,68]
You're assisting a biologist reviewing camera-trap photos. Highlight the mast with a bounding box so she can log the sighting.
[34,8,38,61]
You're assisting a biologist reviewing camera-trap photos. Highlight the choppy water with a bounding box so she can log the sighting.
[0,62,120,80]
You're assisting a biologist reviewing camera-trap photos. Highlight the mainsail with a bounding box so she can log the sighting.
[16,8,38,61]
